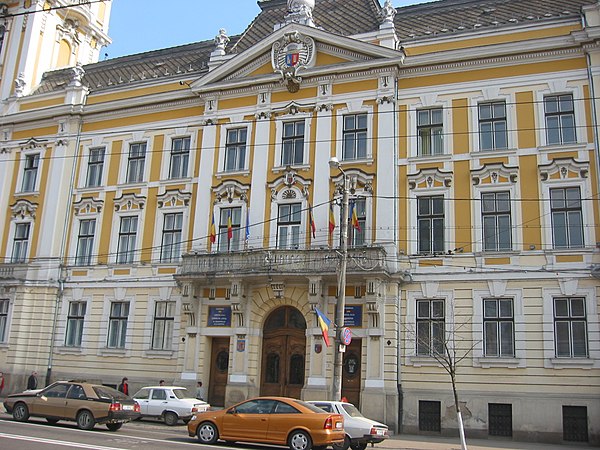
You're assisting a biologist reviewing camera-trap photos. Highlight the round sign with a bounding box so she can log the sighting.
[341,327,352,346]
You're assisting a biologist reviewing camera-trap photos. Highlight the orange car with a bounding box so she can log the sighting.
[187,396,345,450]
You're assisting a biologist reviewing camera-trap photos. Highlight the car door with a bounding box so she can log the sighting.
[147,388,169,417]
[63,384,88,420]
[221,399,272,442]
[31,383,69,418]
[266,400,301,444]
[133,388,151,415]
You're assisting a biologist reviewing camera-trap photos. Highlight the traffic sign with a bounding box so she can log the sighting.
[341,327,352,345]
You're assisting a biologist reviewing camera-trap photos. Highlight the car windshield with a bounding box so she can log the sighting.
[342,403,366,418]
[94,385,130,401]
[295,400,331,413]
[172,388,192,399]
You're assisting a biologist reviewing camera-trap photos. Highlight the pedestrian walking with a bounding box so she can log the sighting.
[195,381,206,401]
[117,377,129,395]
[27,371,38,390]
[159,379,165,386]
[0,371,5,395]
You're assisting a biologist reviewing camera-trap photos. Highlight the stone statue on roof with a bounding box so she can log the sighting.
[381,0,396,24]
[286,0,315,27]
[214,28,230,54]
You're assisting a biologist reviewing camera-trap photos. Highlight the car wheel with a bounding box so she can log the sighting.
[46,418,60,425]
[163,411,179,426]
[12,403,30,422]
[350,442,367,450]
[106,423,123,432]
[197,421,219,444]
[76,410,95,430]
[288,430,312,450]
[333,435,351,450]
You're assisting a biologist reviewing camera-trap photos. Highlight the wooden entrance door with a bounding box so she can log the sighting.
[260,306,306,399]
[208,337,230,407]
[342,338,362,407]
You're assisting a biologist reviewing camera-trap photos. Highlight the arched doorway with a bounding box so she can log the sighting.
[260,306,306,399]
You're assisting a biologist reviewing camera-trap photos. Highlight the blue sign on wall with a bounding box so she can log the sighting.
[208,306,232,327]
[344,305,363,327]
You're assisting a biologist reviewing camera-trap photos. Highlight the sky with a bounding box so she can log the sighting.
[103,0,431,59]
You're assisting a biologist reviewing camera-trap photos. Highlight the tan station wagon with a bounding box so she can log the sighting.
[3,380,141,431]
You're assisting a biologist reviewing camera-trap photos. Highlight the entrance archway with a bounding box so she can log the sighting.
[260,306,307,398]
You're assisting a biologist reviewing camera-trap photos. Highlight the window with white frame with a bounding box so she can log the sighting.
[550,187,583,249]
[417,108,443,156]
[554,297,588,358]
[169,137,190,179]
[224,128,247,172]
[11,222,30,263]
[107,301,129,349]
[281,121,304,166]
[545,94,576,145]
[483,298,514,357]
[349,198,366,247]
[160,212,183,263]
[277,203,301,249]
[75,219,95,266]
[416,299,445,356]
[152,301,175,350]
[116,216,138,264]
[0,299,9,342]
[85,147,105,187]
[417,195,444,254]
[65,301,86,347]
[218,207,241,252]
[21,154,40,192]
[342,113,367,160]
[479,101,508,151]
[482,192,512,251]
[126,142,146,183]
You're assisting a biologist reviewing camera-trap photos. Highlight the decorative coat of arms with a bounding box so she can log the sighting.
[272,31,316,93]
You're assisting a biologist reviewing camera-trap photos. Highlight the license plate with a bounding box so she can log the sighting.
[376,429,385,436]
[336,422,343,429]
[122,405,134,410]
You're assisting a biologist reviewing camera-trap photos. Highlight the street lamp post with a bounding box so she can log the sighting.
[329,156,349,402]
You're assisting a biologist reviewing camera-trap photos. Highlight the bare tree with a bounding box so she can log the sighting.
[404,316,479,450]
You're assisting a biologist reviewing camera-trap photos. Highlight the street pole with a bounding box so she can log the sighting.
[329,157,349,402]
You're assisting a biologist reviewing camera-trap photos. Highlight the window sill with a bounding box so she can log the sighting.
[407,153,451,162]
[216,169,250,178]
[272,164,311,172]
[471,148,517,157]
[55,346,84,355]
[406,356,442,367]
[548,358,594,369]
[144,349,175,359]
[161,176,192,184]
[538,142,586,153]
[340,157,374,166]
[14,190,40,197]
[99,348,128,357]
[474,357,524,368]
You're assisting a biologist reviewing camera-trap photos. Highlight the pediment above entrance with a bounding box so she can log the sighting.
[190,23,404,95]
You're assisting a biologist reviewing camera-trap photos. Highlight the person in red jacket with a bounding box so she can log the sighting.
[0,371,5,395]
[117,377,129,395]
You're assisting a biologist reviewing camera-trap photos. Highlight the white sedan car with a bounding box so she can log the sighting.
[133,386,209,426]
[307,400,389,450]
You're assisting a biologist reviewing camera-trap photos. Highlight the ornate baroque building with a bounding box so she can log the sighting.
[1,0,599,444]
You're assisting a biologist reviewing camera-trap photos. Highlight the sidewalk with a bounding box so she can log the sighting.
[386,434,598,450]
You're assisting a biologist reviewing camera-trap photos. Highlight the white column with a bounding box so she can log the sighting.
[375,100,396,245]
[248,117,270,248]
[312,107,333,247]
[192,125,217,251]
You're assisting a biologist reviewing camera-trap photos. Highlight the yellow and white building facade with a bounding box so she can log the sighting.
[1,0,599,444]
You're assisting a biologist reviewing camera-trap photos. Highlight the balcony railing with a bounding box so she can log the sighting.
[178,246,392,279]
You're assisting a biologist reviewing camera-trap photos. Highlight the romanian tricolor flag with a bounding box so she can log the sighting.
[209,213,216,244]
[351,202,361,232]
[315,307,331,347]
[309,204,316,239]
[328,203,336,237]
[227,211,233,240]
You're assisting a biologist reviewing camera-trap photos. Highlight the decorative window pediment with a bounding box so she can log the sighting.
[331,169,373,195]
[20,137,48,152]
[269,168,311,201]
[471,162,518,186]
[539,157,589,182]
[157,189,191,209]
[74,197,103,216]
[213,181,249,204]
[10,199,37,219]
[113,193,146,212]
[408,167,452,190]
